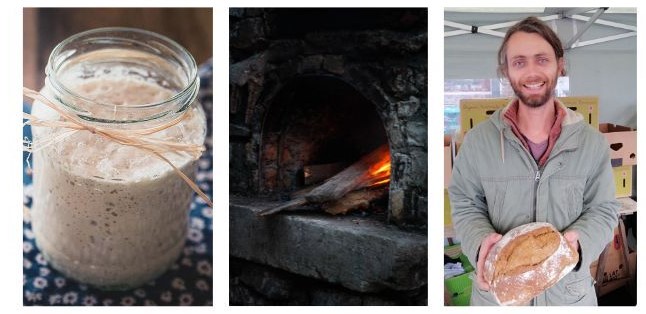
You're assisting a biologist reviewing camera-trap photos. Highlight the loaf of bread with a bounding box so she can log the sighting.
[483,222,579,305]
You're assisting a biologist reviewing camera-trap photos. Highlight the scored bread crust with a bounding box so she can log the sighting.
[483,222,579,305]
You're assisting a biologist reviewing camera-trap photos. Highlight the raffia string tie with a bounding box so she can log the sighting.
[22,86,213,208]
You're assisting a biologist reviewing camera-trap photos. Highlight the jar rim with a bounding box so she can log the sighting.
[45,27,199,112]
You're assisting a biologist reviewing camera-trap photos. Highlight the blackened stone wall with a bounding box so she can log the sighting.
[230,8,428,225]
[229,8,428,306]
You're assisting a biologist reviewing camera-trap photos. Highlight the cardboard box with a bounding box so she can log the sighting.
[452,130,465,159]
[613,165,633,198]
[589,224,636,297]
[589,251,636,297]
[444,135,452,188]
[559,96,599,129]
[459,96,599,134]
[444,188,452,226]
[459,98,509,133]
[599,123,637,167]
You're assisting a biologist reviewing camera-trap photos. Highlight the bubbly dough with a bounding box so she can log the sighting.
[30,78,206,289]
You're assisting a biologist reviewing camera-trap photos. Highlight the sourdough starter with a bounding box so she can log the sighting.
[30,78,206,289]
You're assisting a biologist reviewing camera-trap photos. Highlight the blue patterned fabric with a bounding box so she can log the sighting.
[23,60,213,306]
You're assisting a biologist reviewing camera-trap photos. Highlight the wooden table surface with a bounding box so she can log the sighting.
[23,8,213,89]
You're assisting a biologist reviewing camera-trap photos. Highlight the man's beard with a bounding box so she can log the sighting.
[510,76,557,108]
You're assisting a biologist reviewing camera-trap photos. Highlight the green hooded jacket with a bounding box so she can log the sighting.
[449,98,619,306]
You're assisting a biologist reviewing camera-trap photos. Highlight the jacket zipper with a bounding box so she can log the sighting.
[531,169,541,306]
[533,169,540,221]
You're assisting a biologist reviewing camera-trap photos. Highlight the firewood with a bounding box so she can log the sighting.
[305,144,390,203]
[304,162,349,185]
[256,198,308,216]
[322,188,388,215]
[258,144,390,216]
[290,185,317,199]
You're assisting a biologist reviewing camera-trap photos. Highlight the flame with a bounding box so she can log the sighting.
[368,150,391,187]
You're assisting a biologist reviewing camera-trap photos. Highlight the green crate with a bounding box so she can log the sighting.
[445,245,474,306]
[445,272,473,306]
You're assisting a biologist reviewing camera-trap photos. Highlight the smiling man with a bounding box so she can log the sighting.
[448,17,619,306]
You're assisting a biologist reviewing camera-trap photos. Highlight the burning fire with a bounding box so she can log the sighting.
[368,150,391,187]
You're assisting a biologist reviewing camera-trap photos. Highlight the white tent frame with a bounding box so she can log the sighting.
[444,7,636,50]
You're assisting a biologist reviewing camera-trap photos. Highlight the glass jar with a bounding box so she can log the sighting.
[29,27,207,290]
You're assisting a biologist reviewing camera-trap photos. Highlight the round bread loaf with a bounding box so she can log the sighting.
[483,222,579,305]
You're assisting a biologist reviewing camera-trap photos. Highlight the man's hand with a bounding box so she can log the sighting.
[563,230,580,252]
[476,233,502,291]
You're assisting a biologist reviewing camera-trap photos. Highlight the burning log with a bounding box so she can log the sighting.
[258,144,390,216]
[306,144,390,202]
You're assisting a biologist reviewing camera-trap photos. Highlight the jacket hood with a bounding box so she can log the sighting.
[490,98,584,131]
[488,98,585,164]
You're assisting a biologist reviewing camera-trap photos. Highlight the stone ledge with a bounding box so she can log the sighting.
[229,196,427,293]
